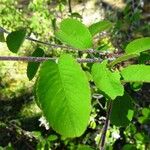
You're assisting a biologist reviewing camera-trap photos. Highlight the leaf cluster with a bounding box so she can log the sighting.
[1,17,150,149]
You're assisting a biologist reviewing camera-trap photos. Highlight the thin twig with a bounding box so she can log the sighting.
[68,0,72,13]
[8,122,35,150]
[0,56,103,63]
[99,101,113,150]
[0,26,116,55]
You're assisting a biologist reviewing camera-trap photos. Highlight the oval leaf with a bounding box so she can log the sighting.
[89,20,112,36]
[92,61,124,100]
[6,28,26,53]
[121,65,150,83]
[36,54,91,137]
[125,37,150,54]
[27,48,44,80]
[55,18,93,50]
[110,93,134,126]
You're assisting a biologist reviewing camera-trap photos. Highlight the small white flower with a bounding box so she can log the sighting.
[108,57,116,61]
[112,131,120,139]
[39,116,50,130]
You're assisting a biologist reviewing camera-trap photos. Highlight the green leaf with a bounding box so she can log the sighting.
[109,54,139,68]
[6,28,26,53]
[47,135,58,141]
[27,48,44,81]
[34,79,41,109]
[0,31,5,42]
[125,37,150,54]
[36,54,91,137]
[77,145,94,150]
[91,61,124,100]
[130,82,143,91]
[142,108,150,117]
[134,132,149,143]
[122,144,136,150]
[121,65,150,82]
[110,93,134,126]
[55,18,93,50]
[88,20,112,36]
[138,108,150,124]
